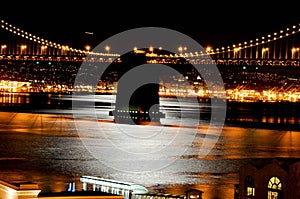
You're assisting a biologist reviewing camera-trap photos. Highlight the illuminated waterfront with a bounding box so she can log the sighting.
[1,79,300,103]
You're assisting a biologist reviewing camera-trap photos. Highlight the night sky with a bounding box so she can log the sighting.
[1,2,300,51]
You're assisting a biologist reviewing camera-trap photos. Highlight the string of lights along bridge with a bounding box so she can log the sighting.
[1,18,300,66]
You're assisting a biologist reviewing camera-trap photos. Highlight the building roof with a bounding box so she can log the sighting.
[184,188,204,194]
[243,158,300,173]
[0,179,39,190]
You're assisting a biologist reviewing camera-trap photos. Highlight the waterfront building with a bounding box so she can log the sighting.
[0,179,40,199]
[236,159,300,199]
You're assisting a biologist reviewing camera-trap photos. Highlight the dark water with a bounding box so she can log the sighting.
[0,92,300,199]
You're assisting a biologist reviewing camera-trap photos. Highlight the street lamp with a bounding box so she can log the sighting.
[41,46,47,55]
[234,47,240,58]
[1,45,7,54]
[85,45,91,51]
[205,47,211,55]
[262,47,269,59]
[105,45,110,54]
[61,46,66,55]
[85,45,91,55]
[291,48,299,59]
[149,46,154,54]
[61,45,69,56]
[20,45,27,54]
[178,46,187,56]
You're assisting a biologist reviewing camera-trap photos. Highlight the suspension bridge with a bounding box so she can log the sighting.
[1,18,300,66]
[0,18,300,104]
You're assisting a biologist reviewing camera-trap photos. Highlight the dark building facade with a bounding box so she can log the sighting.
[236,159,300,199]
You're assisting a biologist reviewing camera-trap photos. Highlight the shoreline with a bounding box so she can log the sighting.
[0,106,299,132]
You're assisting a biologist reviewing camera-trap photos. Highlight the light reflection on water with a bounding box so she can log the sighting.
[0,93,300,199]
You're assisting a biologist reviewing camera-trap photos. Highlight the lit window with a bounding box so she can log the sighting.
[268,177,282,199]
[244,175,255,197]
[247,187,255,196]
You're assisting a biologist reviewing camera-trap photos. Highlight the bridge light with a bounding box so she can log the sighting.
[85,45,91,51]
[105,45,110,54]
[178,46,182,52]
[205,47,211,53]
